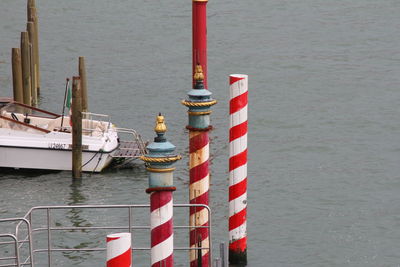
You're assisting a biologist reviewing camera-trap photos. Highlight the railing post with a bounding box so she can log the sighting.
[140,114,181,267]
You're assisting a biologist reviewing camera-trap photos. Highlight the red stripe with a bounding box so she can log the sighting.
[106,236,120,242]
[229,236,247,252]
[107,247,131,267]
[229,149,247,171]
[229,121,247,142]
[229,178,247,201]
[152,253,173,267]
[151,219,173,247]
[229,76,245,85]
[190,132,209,153]
[150,192,172,212]
[229,91,248,115]
[189,191,209,215]
[229,208,247,231]
[190,160,209,183]
[189,222,209,246]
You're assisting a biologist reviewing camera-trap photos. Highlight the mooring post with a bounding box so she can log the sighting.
[192,0,208,88]
[72,76,82,179]
[228,74,248,265]
[20,32,31,105]
[140,114,181,267]
[11,48,23,103]
[27,22,37,106]
[182,65,216,267]
[106,233,132,267]
[27,4,40,94]
[78,57,88,113]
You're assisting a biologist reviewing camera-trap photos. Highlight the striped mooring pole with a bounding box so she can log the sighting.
[228,74,248,265]
[192,0,208,88]
[141,114,181,267]
[106,232,132,267]
[182,66,216,267]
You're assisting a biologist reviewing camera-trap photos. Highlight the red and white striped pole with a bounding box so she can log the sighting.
[141,114,181,267]
[228,74,248,265]
[182,67,216,267]
[192,0,208,88]
[106,233,132,267]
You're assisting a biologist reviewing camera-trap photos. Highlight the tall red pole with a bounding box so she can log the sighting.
[192,0,208,88]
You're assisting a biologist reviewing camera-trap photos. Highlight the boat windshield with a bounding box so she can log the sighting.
[0,102,59,119]
[0,102,60,134]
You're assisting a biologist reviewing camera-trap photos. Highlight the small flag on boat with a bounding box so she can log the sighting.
[65,82,72,109]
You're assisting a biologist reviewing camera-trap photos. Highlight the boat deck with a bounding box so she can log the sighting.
[112,141,143,158]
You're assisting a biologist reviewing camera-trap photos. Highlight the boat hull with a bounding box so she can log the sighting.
[0,145,116,172]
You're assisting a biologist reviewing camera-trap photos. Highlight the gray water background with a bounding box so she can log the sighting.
[1,0,400,266]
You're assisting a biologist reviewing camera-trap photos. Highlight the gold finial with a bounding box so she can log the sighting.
[193,64,204,81]
[154,113,167,133]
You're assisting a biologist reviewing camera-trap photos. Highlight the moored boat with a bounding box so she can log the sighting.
[0,99,146,172]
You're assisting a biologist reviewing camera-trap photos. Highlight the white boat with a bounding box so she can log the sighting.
[0,99,146,172]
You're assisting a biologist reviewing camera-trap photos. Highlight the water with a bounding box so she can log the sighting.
[1,0,400,266]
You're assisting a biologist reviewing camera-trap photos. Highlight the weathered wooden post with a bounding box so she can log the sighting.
[20,32,31,105]
[27,1,40,94]
[78,57,88,113]
[11,48,23,103]
[72,76,82,178]
[192,0,208,88]
[27,22,37,106]
[182,65,216,267]
[140,114,181,267]
[228,75,248,265]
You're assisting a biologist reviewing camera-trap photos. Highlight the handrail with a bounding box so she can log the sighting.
[17,204,211,266]
[0,218,34,267]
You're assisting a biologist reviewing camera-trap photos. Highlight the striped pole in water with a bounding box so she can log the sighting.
[141,114,181,267]
[228,74,248,265]
[182,66,216,267]
[106,233,132,267]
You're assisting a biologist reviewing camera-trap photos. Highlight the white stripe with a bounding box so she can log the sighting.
[230,105,248,128]
[151,200,173,229]
[190,143,209,168]
[106,233,131,261]
[151,234,173,265]
[229,74,248,99]
[189,207,210,227]
[189,175,209,200]
[229,133,247,157]
[229,222,247,241]
[229,164,247,186]
[229,192,247,217]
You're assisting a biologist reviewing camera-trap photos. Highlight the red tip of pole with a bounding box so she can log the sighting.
[229,76,245,85]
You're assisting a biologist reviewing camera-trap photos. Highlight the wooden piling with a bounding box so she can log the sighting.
[27,22,37,106]
[27,0,36,13]
[11,48,24,103]
[78,57,88,112]
[28,6,40,94]
[20,32,31,105]
[72,76,82,178]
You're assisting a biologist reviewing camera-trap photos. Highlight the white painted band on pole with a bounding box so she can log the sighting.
[106,232,132,267]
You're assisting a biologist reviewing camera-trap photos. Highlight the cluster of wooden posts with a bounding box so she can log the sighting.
[11,0,40,106]
[10,0,89,112]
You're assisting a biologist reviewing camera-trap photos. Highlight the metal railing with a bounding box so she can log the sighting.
[1,204,211,266]
[0,218,33,267]
[115,128,147,156]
